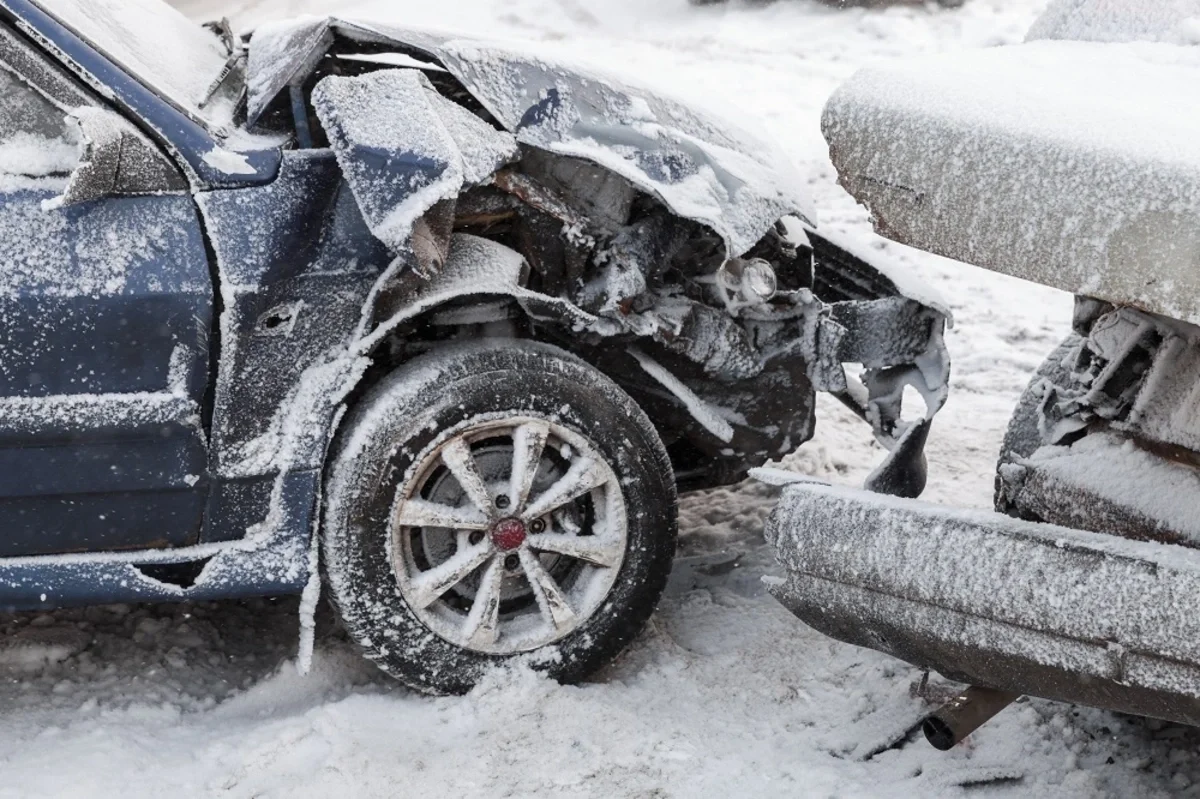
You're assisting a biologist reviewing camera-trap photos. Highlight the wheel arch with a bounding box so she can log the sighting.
[323,233,743,492]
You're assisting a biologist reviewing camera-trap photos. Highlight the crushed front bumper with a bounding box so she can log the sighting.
[764,481,1200,726]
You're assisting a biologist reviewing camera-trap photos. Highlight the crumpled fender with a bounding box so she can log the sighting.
[356,233,744,447]
[355,232,609,356]
[245,17,815,256]
[310,68,519,268]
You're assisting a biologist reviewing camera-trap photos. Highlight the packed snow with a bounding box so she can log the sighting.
[10,0,1200,797]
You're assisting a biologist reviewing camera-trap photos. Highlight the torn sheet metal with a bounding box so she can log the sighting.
[246,17,449,124]
[245,17,336,118]
[311,68,518,259]
[245,17,815,256]
[438,41,815,256]
[359,231,608,355]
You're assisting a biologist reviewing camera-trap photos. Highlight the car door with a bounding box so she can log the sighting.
[0,30,212,557]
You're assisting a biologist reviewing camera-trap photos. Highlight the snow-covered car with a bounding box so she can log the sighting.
[766,0,1200,747]
[0,0,947,693]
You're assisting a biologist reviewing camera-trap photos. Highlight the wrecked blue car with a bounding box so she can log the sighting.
[0,0,948,692]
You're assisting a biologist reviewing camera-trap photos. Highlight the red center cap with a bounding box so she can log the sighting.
[491,518,527,551]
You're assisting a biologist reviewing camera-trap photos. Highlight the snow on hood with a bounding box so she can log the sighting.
[438,40,815,255]
[245,17,815,256]
[1028,0,1200,45]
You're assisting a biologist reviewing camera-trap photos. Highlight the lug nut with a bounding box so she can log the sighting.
[495,494,511,509]
[530,518,546,533]
[504,554,520,571]
[468,530,485,545]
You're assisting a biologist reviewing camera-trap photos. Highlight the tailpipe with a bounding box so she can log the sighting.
[922,686,1020,750]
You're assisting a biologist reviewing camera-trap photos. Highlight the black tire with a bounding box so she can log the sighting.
[994,334,1081,512]
[322,340,678,694]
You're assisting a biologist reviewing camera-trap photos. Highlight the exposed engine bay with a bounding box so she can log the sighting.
[227,17,951,492]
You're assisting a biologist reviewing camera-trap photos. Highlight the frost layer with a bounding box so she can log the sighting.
[823,38,1200,322]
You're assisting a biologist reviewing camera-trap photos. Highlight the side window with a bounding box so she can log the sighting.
[0,67,77,179]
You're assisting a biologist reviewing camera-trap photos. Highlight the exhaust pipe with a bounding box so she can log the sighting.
[922,686,1020,750]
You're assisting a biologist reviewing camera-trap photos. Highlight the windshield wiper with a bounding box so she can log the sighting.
[199,17,246,110]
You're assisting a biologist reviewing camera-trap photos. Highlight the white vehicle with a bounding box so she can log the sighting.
[765,0,1200,748]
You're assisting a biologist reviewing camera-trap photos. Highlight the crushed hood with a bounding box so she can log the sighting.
[245,17,815,256]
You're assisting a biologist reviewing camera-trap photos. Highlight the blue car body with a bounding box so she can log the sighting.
[0,0,948,613]
[0,1,356,606]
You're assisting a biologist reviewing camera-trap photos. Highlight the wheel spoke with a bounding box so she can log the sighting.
[518,549,577,634]
[522,458,609,520]
[508,421,549,512]
[395,498,489,530]
[441,437,496,518]
[461,556,505,648]
[525,532,622,568]
[409,543,493,610]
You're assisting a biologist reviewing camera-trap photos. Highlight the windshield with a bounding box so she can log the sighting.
[31,0,232,123]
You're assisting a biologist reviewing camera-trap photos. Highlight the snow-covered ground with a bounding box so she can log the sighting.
[5,1,1199,797]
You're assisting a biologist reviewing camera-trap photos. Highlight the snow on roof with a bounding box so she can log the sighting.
[32,0,229,118]
[1029,0,1200,44]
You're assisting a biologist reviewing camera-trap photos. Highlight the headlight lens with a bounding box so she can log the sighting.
[717,258,778,305]
[741,259,777,301]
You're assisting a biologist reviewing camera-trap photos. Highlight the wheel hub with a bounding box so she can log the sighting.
[490,517,527,551]
[392,416,628,655]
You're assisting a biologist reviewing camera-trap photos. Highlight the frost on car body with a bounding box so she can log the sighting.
[0,0,947,689]
[768,0,1200,743]
[822,9,1200,323]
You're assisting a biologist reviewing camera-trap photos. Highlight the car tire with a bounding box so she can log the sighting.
[322,339,678,694]
[994,334,1081,513]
